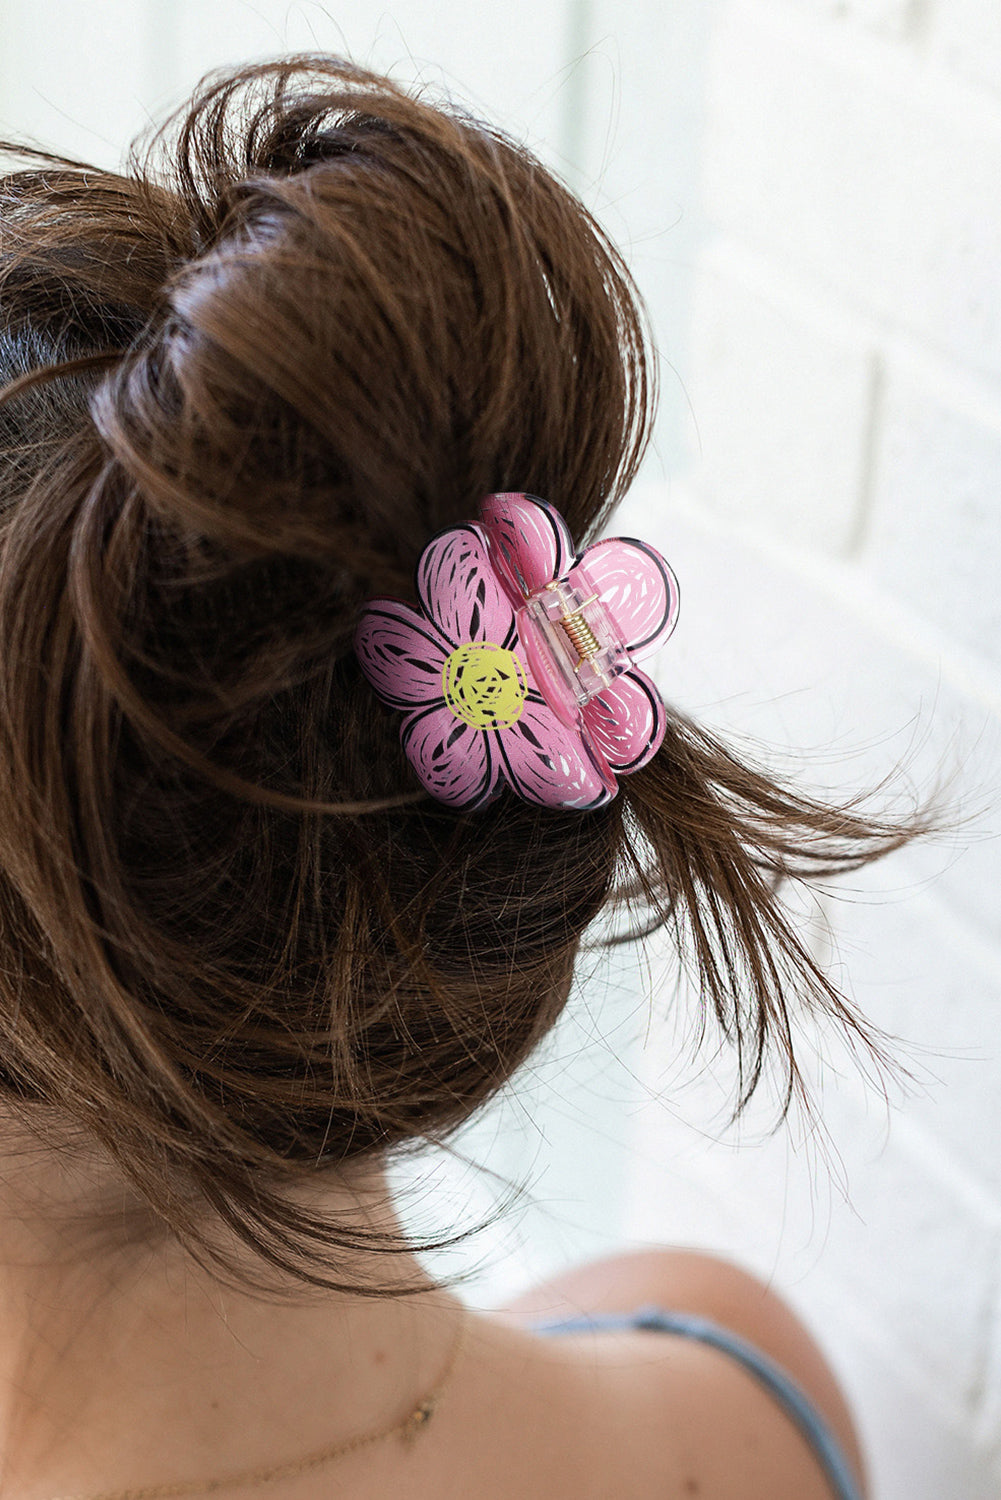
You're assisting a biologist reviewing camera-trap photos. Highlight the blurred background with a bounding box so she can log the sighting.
[2,2,1000,1496]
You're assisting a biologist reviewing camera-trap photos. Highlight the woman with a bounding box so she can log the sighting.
[0,54,925,1498]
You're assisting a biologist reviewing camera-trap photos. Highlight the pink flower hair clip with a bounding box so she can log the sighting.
[354,493,680,810]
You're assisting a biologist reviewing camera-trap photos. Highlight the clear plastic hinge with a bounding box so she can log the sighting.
[522,578,630,707]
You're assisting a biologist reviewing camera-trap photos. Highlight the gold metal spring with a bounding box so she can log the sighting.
[558,594,601,661]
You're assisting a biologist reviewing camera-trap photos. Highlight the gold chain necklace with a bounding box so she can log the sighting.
[48,1306,468,1500]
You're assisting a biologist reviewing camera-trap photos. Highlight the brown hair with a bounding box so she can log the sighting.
[0,55,931,1297]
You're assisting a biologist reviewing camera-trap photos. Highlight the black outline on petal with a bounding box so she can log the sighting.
[482,494,574,597]
[414,524,482,649]
[584,537,681,654]
[587,669,666,773]
[356,601,450,710]
[495,708,612,810]
[401,702,500,809]
[414,523,516,650]
[523,495,574,586]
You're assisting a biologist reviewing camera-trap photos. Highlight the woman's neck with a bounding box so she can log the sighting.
[0,1150,464,1497]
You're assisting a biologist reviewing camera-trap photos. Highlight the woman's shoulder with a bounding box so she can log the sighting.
[450,1310,828,1500]
[457,1247,866,1500]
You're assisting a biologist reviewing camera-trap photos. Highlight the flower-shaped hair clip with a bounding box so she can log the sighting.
[354,493,679,809]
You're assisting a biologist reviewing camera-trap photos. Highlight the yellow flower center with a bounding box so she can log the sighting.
[442,642,526,730]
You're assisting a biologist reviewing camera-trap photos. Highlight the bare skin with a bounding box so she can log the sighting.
[0,1147,866,1500]
[498,1247,868,1498]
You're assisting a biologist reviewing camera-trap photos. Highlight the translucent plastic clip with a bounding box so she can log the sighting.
[521,571,632,709]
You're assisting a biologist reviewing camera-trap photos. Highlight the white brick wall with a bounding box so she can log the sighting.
[689,239,878,553]
[0,0,153,167]
[703,1,1001,381]
[618,0,1001,1494]
[866,354,1001,670]
[790,0,919,42]
[928,0,1001,99]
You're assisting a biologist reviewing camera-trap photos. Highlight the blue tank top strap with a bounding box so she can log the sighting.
[532,1304,863,1500]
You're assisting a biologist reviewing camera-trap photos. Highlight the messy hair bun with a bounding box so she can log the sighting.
[0,56,927,1295]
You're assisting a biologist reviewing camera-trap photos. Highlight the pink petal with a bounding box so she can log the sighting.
[480,493,575,605]
[416,525,517,649]
[581,668,666,773]
[401,704,500,808]
[496,693,614,809]
[571,538,679,659]
[355,599,449,710]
